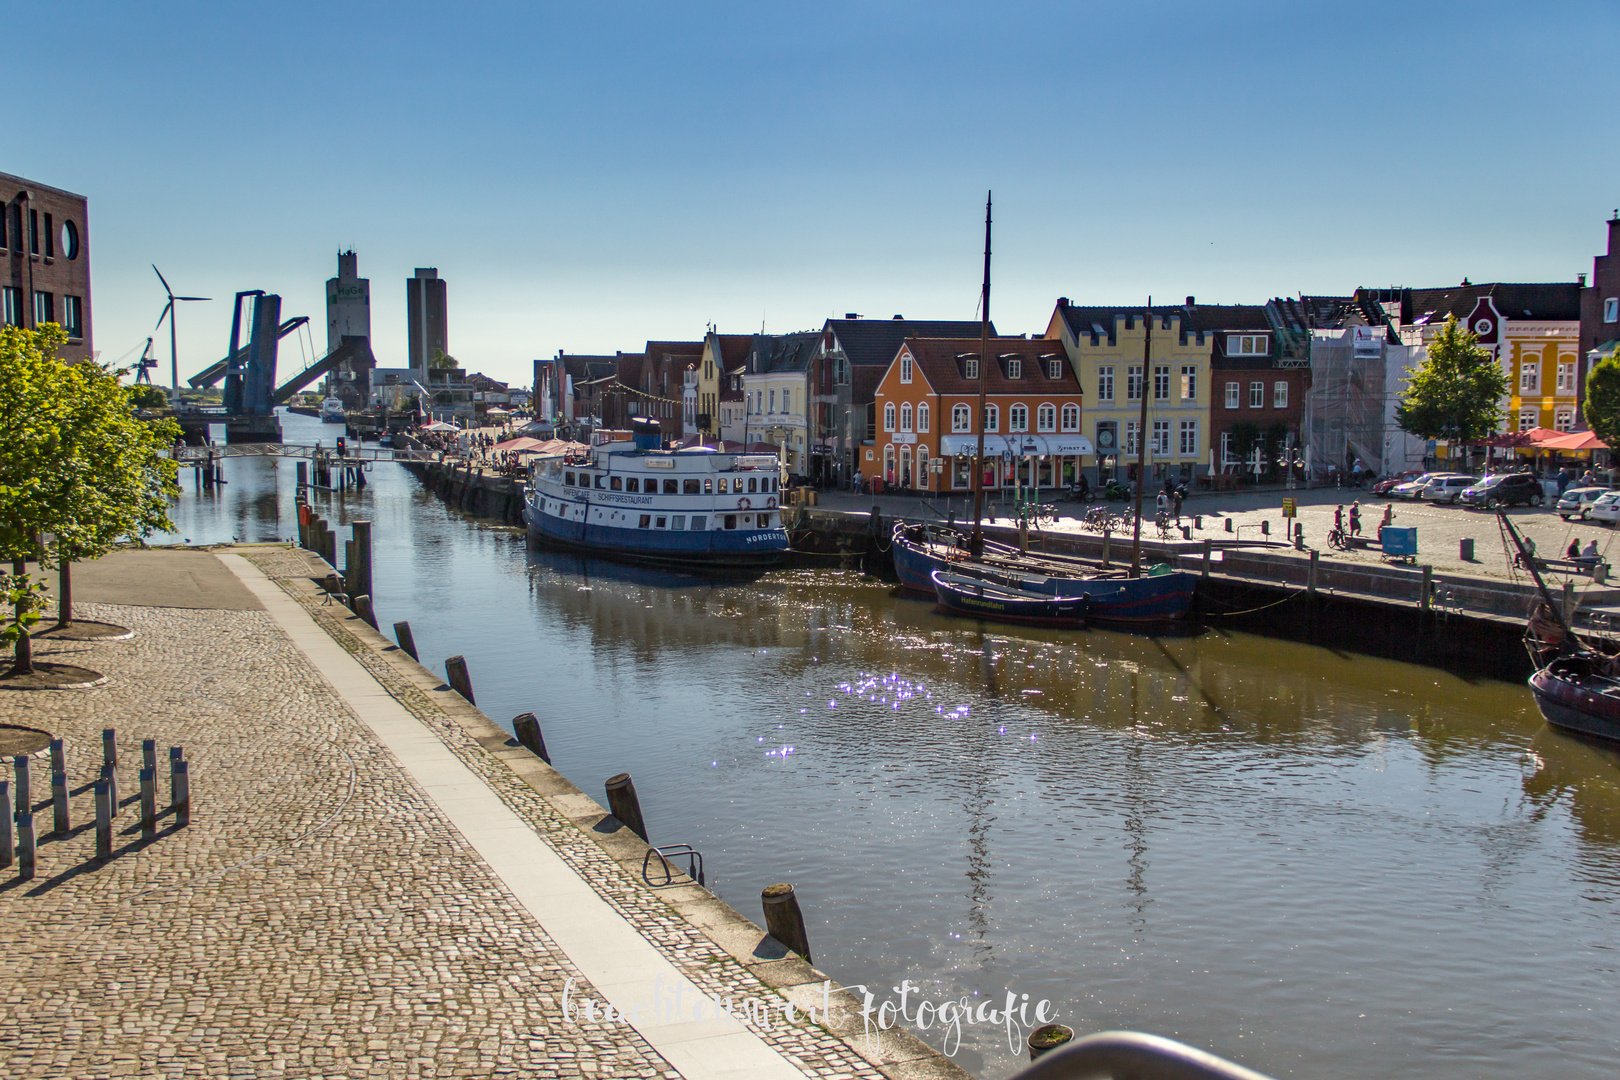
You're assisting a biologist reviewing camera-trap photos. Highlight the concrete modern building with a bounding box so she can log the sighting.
[2,171,91,361]
[406,267,448,376]
[325,250,374,408]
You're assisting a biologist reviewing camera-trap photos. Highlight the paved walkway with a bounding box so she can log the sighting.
[0,549,946,1080]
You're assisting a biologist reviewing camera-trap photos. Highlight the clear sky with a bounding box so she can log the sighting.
[14,1,1620,388]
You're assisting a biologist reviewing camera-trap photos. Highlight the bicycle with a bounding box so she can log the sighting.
[1154,511,1174,540]
[1327,525,1352,550]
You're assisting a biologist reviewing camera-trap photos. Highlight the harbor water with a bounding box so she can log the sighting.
[157,411,1620,1080]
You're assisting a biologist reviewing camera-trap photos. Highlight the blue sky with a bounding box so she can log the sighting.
[14,1,1620,387]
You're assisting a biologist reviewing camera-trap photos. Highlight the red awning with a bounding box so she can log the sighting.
[1534,430,1608,452]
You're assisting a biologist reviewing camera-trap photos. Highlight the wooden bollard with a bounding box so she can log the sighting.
[445,655,476,704]
[51,772,68,835]
[604,772,649,842]
[94,779,112,857]
[352,594,378,630]
[344,539,356,597]
[1201,537,1212,578]
[351,520,374,605]
[169,747,183,805]
[140,767,157,837]
[101,763,117,816]
[512,712,551,764]
[173,760,190,827]
[324,572,344,600]
[16,813,34,880]
[1027,1023,1074,1061]
[760,883,812,963]
[393,621,419,660]
[0,780,11,868]
[1101,526,1111,569]
[13,755,30,818]
[102,727,117,770]
[49,737,65,778]
[1308,549,1319,596]
[143,738,157,774]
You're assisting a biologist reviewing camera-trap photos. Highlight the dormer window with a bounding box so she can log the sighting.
[1228,335,1267,356]
[962,356,979,380]
[1047,359,1063,379]
[1006,357,1021,379]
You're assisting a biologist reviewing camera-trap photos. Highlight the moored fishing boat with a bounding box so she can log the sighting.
[523,418,789,568]
[930,569,1087,628]
[893,522,1193,623]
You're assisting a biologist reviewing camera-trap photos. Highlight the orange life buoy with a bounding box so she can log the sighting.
[766,496,777,508]
[738,497,752,510]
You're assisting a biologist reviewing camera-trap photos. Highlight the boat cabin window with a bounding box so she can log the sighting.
[704,478,713,493]
[748,477,758,493]
[610,476,623,491]
[565,471,576,486]
[684,479,701,494]
[626,477,639,492]
[690,515,706,530]
[663,479,679,494]
[656,516,667,528]
[671,515,685,530]
[724,514,737,530]
[595,474,606,489]
[638,514,651,528]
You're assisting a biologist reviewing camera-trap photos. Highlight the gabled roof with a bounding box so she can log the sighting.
[746,332,821,374]
[895,338,1080,397]
[824,318,1000,367]
[707,333,753,370]
[1400,283,1581,324]
[1055,299,1269,343]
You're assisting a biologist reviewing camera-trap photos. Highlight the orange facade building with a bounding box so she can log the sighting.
[870,338,1089,493]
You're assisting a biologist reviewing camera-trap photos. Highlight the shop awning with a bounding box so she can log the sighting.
[938,433,1095,457]
[1535,430,1608,452]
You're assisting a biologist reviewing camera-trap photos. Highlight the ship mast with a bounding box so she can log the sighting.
[1130,298,1152,576]
[970,192,992,561]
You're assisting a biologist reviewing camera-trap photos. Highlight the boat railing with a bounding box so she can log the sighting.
[1007,1031,1275,1080]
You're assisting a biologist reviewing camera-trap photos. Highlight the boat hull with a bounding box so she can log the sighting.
[1529,661,1620,743]
[931,571,1086,628]
[893,529,1193,622]
[524,499,787,569]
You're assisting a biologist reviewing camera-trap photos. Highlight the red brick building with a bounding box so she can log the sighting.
[2,171,91,361]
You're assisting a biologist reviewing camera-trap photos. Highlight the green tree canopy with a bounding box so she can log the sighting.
[429,348,459,371]
[1585,356,1620,452]
[1395,316,1507,445]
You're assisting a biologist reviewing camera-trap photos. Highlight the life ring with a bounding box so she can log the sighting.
[738,497,752,510]
[766,496,777,508]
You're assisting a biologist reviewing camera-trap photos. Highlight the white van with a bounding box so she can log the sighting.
[1422,475,1475,504]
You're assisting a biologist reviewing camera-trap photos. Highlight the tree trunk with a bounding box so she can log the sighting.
[9,626,32,677]
[57,559,72,628]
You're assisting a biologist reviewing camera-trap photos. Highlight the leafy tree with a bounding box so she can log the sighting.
[1228,421,1261,466]
[1396,316,1507,469]
[429,348,459,371]
[1585,356,1620,453]
[129,384,169,409]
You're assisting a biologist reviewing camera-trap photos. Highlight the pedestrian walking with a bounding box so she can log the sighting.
[1349,501,1362,536]
[1172,486,1184,522]
[1155,489,1169,519]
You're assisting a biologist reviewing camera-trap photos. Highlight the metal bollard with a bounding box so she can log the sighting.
[49,737,65,778]
[393,621,419,661]
[173,760,190,827]
[0,780,11,868]
[143,738,157,774]
[1225,517,1233,533]
[1202,537,1212,579]
[102,727,117,770]
[139,767,157,838]
[16,813,34,880]
[13,755,30,818]
[51,772,68,835]
[94,780,112,858]
[761,883,813,963]
[604,772,649,842]
[169,747,183,805]
[512,713,551,764]
[101,763,117,815]
[445,656,476,704]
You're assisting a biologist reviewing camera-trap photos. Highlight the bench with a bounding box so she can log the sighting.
[1520,554,1609,579]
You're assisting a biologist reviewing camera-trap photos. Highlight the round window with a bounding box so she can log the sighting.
[1097,427,1116,448]
[1473,318,1493,336]
[60,220,79,260]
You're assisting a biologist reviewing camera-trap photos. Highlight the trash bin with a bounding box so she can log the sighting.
[1460,537,1475,561]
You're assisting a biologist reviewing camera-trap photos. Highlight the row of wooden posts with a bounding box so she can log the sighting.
[1,732,191,881]
[297,508,379,630]
[387,624,820,967]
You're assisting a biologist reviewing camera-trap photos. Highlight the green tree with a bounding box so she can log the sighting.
[129,384,169,409]
[1228,421,1261,470]
[429,348,458,371]
[1584,356,1620,452]
[1396,316,1507,470]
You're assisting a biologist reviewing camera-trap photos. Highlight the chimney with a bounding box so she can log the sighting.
[892,314,904,320]
[844,312,861,320]
[1579,273,1588,288]
[1057,297,1070,307]
[1185,296,1195,306]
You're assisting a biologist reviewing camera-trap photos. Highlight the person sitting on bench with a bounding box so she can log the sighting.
[1577,539,1601,565]
[1569,538,1583,560]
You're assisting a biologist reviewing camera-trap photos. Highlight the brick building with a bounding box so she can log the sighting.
[2,171,91,361]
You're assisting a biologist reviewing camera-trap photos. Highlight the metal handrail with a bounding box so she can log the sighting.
[1009,1031,1276,1080]
[642,844,705,887]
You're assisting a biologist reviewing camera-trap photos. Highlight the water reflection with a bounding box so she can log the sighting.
[154,411,1620,1080]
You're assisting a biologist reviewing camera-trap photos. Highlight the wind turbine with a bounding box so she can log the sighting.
[153,265,209,403]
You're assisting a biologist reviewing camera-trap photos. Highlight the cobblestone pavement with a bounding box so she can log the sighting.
[0,553,895,1080]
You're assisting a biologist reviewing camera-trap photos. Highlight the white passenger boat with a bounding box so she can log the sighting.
[523,419,790,568]
[321,396,345,423]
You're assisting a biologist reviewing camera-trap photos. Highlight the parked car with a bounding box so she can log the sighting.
[1373,471,1424,496]
[1393,472,1464,499]
[1588,491,1620,525]
[1459,472,1546,509]
[1421,475,1477,504]
[1557,486,1611,520]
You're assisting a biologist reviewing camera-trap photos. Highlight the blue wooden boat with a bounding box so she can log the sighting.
[893,523,1193,623]
[931,570,1087,628]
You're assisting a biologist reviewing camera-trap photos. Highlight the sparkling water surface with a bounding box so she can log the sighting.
[157,411,1620,1079]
